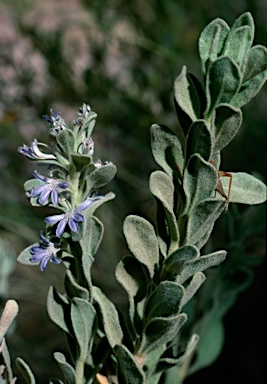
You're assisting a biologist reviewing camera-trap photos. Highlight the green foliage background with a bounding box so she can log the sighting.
[0,0,265,383]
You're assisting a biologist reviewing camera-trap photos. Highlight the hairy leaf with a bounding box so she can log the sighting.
[163,245,200,276]
[53,352,76,384]
[144,282,184,322]
[150,124,184,179]
[198,18,230,74]
[71,298,96,360]
[65,270,89,301]
[149,171,179,252]
[80,216,104,257]
[176,251,227,285]
[123,215,159,277]
[114,345,145,384]
[185,120,212,164]
[174,66,198,123]
[183,154,218,213]
[86,163,117,191]
[156,333,199,372]
[215,172,267,205]
[205,56,241,115]
[186,199,225,245]
[93,286,123,348]
[140,314,187,354]
[213,104,242,152]
[47,287,70,334]
[16,358,36,384]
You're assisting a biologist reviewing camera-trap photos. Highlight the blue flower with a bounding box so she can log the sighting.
[43,109,67,136]
[18,139,56,160]
[73,103,91,125]
[30,233,61,271]
[44,196,103,237]
[30,170,69,206]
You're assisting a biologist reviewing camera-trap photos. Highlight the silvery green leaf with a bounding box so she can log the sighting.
[81,253,94,294]
[17,244,37,266]
[71,153,92,171]
[150,124,184,179]
[123,215,159,277]
[183,154,218,213]
[84,192,116,218]
[149,171,179,253]
[0,300,19,341]
[163,245,199,277]
[174,66,198,124]
[79,216,104,257]
[65,270,89,300]
[56,129,75,156]
[114,344,145,384]
[144,282,184,322]
[47,287,70,334]
[205,56,241,115]
[176,250,227,285]
[232,45,267,107]
[140,314,187,354]
[185,120,212,164]
[16,358,36,384]
[93,286,123,348]
[86,163,117,191]
[115,256,149,324]
[213,104,242,152]
[53,352,76,384]
[71,298,96,360]
[242,45,267,83]
[186,199,225,245]
[180,272,206,307]
[198,18,230,74]
[215,172,267,205]
[155,333,199,373]
[223,26,253,67]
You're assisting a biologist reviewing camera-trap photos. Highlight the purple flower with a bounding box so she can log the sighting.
[30,170,69,206]
[30,233,61,271]
[18,139,56,160]
[44,196,102,237]
[43,109,67,136]
[73,103,91,125]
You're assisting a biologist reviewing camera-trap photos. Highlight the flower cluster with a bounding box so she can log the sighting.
[18,104,116,271]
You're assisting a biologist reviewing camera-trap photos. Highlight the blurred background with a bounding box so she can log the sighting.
[0,0,265,383]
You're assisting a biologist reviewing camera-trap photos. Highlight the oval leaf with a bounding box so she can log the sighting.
[205,56,241,115]
[71,298,96,360]
[93,286,123,348]
[216,172,267,205]
[150,124,184,179]
[123,215,159,277]
[213,104,242,152]
[114,345,145,384]
[185,120,212,164]
[198,18,230,73]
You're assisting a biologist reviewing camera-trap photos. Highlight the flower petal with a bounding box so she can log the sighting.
[51,189,58,206]
[31,185,47,197]
[45,214,65,225]
[40,255,51,271]
[39,188,51,205]
[72,213,84,222]
[69,217,79,232]
[56,217,68,237]
[33,170,47,182]
[75,198,94,212]
[51,254,61,265]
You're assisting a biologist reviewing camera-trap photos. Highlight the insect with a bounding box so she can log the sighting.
[210,160,232,210]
